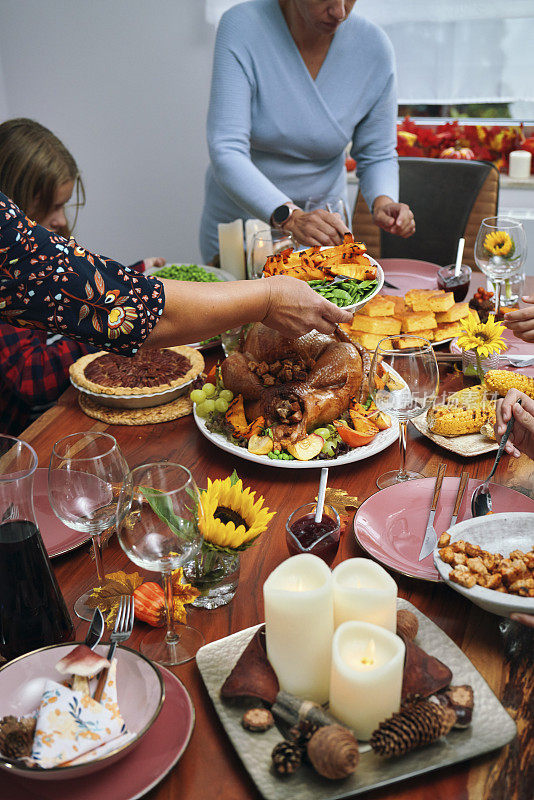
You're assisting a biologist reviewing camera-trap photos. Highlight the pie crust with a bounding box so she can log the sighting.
[70,346,204,396]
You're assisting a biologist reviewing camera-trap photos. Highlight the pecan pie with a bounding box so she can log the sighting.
[70,346,204,396]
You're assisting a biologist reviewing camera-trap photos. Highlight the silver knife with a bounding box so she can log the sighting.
[418,463,446,561]
[84,607,105,650]
[449,472,469,528]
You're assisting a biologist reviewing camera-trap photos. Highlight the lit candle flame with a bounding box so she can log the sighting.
[361,639,375,667]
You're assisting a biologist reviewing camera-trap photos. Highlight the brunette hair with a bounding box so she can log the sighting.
[0,117,85,235]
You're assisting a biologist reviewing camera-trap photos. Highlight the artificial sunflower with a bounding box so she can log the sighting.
[457,313,507,359]
[483,230,514,258]
[198,472,276,552]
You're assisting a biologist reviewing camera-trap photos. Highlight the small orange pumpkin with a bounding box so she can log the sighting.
[133,582,165,627]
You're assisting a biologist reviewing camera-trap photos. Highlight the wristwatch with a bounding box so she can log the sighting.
[271,202,299,228]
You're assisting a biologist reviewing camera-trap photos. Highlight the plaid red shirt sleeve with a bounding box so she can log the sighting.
[0,322,91,435]
[0,192,165,354]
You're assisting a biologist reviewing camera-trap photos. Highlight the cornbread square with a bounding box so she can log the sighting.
[410,327,435,342]
[400,311,437,333]
[359,295,395,317]
[351,314,401,335]
[406,289,443,311]
[435,302,470,323]
[382,294,406,315]
[428,292,455,313]
[434,322,463,341]
[396,336,433,349]
[350,331,392,351]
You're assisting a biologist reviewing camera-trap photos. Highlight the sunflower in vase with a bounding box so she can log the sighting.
[183,471,276,609]
[457,312,507,381]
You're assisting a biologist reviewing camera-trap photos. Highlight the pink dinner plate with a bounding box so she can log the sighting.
[451,328,534,377]
[1,666,194,800]
[33,468,91,558]
[354,477,534,582]
[379,258,440,297]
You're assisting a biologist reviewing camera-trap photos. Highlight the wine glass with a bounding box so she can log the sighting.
[305,196,352,231]
[48,432,128,621]
[369,337,439,489]
[247,228,297,279]
[116,462,204,666]
[475,217,527,314]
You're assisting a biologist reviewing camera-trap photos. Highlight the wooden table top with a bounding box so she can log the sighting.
[18,272,534,800]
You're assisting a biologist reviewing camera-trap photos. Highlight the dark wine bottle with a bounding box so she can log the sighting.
[0,519,74,661]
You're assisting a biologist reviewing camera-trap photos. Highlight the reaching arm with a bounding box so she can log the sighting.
[0,193,352,351]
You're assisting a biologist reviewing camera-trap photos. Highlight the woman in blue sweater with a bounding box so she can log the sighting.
[200,0,414,263]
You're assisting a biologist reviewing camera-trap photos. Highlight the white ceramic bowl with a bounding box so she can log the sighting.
[0,643,164,780]
[325,254,384,313]
[434,512,534,618]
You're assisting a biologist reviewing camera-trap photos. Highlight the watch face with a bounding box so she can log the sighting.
[273,204,290,225]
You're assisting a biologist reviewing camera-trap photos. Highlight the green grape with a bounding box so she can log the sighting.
[196,402,210,418]
[203,398,216,413]
[322,440,336,456]
[190,388,206,404]
[314,427,331,440]
[202,383,216,398]
[214,397,229,413]
[219,389,234,402]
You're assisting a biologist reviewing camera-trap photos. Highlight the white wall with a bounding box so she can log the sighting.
[0,1,215,264]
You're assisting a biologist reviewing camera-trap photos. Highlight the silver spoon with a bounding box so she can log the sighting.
[471,398,521,517]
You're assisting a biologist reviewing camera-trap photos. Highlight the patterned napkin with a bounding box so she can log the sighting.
[31,660,130,768]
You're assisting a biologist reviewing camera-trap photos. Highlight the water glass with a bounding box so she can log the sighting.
[305,196,351,231]
[48,432,127,621]
[475,217,527,314]
[117,463,204,665]
[369,337,439,489]
[247,229,296,279]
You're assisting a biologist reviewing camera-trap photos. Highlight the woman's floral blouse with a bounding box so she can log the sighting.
[0,192,165,354]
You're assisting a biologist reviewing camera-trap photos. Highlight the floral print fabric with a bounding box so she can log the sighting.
[31,660,127,768]
[0,192,165,355]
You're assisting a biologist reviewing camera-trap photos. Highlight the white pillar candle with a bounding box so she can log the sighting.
[329,621,405,740]
[508,150,532,180]
[218,219,246,280]
[332,558,397,632]
[263,554,333,704]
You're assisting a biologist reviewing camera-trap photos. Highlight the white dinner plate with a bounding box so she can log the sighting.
[193,408,398,469]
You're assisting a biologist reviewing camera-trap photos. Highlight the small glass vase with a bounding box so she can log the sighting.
[461,349,502,382]
[184,549,240,609]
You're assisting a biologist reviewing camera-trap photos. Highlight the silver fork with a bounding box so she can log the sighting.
[93,595,135,702]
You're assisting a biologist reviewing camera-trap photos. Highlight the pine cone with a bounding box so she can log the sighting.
[307,724,360,780]
[0,716,36,760]
[370,698,456,758]
[288,719,321,751]
[271,740,302,775]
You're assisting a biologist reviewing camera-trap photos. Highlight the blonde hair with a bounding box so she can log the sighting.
[0,118,85,235]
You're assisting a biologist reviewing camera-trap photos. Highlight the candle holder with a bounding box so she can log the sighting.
[285,502,341,566]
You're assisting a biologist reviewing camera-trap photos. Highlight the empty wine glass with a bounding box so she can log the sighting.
[369,337,439,489]
[117,462,204,666]
[305,196,351,231]
[247,228,296,279]
[48,432,128,620]
[475,217,527,314]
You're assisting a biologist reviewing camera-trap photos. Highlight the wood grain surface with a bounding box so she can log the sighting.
[17,274,534,800]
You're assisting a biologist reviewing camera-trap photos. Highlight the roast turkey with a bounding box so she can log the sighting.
[221,323,370,446]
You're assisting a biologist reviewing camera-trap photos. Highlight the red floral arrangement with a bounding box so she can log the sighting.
[397,117,532,173]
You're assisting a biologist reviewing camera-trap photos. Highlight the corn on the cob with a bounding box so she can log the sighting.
[483,370,534,399]
[427,403,495,436]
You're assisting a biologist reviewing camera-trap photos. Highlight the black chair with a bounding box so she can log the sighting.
[352,157,500,268]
